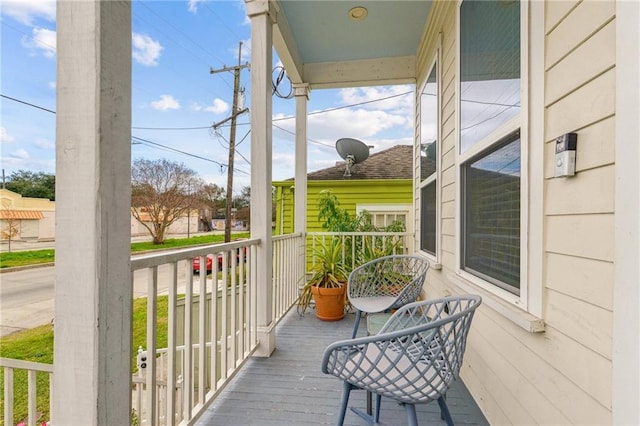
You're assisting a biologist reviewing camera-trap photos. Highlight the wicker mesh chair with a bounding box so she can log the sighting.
[348,255,430,339]
[321,295,482,426]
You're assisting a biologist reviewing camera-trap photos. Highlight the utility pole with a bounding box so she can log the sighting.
[210,42,249,242]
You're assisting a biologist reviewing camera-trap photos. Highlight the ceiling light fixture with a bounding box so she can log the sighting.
[348,6,368,21]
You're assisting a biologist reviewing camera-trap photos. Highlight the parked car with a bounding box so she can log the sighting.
[192,246,248,274]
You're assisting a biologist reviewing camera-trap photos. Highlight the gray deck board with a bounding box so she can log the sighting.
[196,308,488,426]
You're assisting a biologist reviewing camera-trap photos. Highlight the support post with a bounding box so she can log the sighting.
[293,83,309,235]
[613,0,640,423]
[246,0,275,357]
[54,1,132,424]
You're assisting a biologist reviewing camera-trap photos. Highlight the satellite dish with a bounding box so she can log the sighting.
[335,138,370,176]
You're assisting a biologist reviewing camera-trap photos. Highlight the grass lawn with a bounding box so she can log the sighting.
[0,232,250,269]
[0,296,169,425]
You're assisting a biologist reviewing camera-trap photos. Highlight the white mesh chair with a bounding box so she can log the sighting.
[348,255,430,338]
[321,295,482,426]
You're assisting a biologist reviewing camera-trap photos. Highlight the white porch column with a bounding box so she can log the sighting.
[246,0,275,357]
[613,0,640,423]
[293,83,309,235]
[54,1,132,424]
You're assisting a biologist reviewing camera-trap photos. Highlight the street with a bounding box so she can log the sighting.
[0,260,194,337]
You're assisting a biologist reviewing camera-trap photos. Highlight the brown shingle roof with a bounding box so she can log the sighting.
[306,145,414,180]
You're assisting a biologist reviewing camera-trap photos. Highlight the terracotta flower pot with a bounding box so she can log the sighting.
[311,284,346,321]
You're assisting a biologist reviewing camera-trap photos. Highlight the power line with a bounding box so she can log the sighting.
[138,0,228,67]
[1,94,56,114]
[202,2,248,51]
[132,135,250,176]
[133,125,212,130]
[272,123,334,149]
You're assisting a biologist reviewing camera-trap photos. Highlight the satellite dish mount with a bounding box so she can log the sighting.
[335,138,370,177]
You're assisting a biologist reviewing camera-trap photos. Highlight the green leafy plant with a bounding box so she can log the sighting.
[316,190,407,266]
[298,237,349,314]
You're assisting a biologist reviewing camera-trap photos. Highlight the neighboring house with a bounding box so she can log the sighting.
[0,188,55,241]
[273,145,414,237]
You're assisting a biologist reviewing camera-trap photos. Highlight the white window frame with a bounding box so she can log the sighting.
[455,0,535,312]
[356,204,411,228]
[416,46,442,266]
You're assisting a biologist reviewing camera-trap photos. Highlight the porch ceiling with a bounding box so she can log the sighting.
[274,0,433,88]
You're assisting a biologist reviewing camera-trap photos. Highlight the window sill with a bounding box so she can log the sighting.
[446,272,545,333]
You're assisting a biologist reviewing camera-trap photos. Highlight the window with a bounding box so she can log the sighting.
[419,60,438,257]
[357,205,410,230]
[459,0,522,295]
[462,133,521,293]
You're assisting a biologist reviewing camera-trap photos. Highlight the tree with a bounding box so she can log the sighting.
[234,186,251,209]
[131,158,200,244]
[1,200,20,252]
[196,183,225,228]
[5,170,56,200]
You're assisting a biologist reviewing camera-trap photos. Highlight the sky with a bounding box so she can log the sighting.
[0,0,415,195]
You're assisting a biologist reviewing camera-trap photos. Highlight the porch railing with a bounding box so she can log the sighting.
[129,234,305,425]
[0,357,53,426]
[0,235,304,426]
[306,231,411,272]
[2,231,415,425]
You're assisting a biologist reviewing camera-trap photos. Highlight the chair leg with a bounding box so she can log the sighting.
[404,403,418,426]
[437,396,454,426]
[337,381,354,426]
[352,310,362,338]
[374,394,382,423]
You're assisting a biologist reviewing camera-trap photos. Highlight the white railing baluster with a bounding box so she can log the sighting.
[198,256,206,409]
[238,246,246,358]
[165,261,177,426]
[146,266,158,426]
[4,366,14,425]
[230,252,237,369]
[28,369,36,426]
[210,262,218,394]
[220,251,228,381]
[183,260,193,422]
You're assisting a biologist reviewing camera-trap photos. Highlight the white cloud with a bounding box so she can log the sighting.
[10,149,30,160]
[21,27,57,58]
[200,98,230,115]
[187,0,205,13]
[307,108,407,142]
[151,95,181,111]
[48,81,56,89]
[132,33,163,66]
[1,127,15,144]
[1,0,56,25]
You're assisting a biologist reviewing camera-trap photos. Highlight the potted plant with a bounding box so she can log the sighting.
[298,237,349,321]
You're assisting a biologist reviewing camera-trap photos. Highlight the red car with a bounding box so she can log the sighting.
[192,247,248,274]
[192,253,222,274]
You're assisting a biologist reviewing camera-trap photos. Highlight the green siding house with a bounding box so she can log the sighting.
[273,145,414,235]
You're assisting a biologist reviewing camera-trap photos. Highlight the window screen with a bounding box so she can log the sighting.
[462,133,520,293]
[420,183,436,255]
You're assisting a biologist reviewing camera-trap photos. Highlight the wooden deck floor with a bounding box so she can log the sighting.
[196,307,488,426]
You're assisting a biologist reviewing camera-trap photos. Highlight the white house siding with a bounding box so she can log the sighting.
[415,1,615,424]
